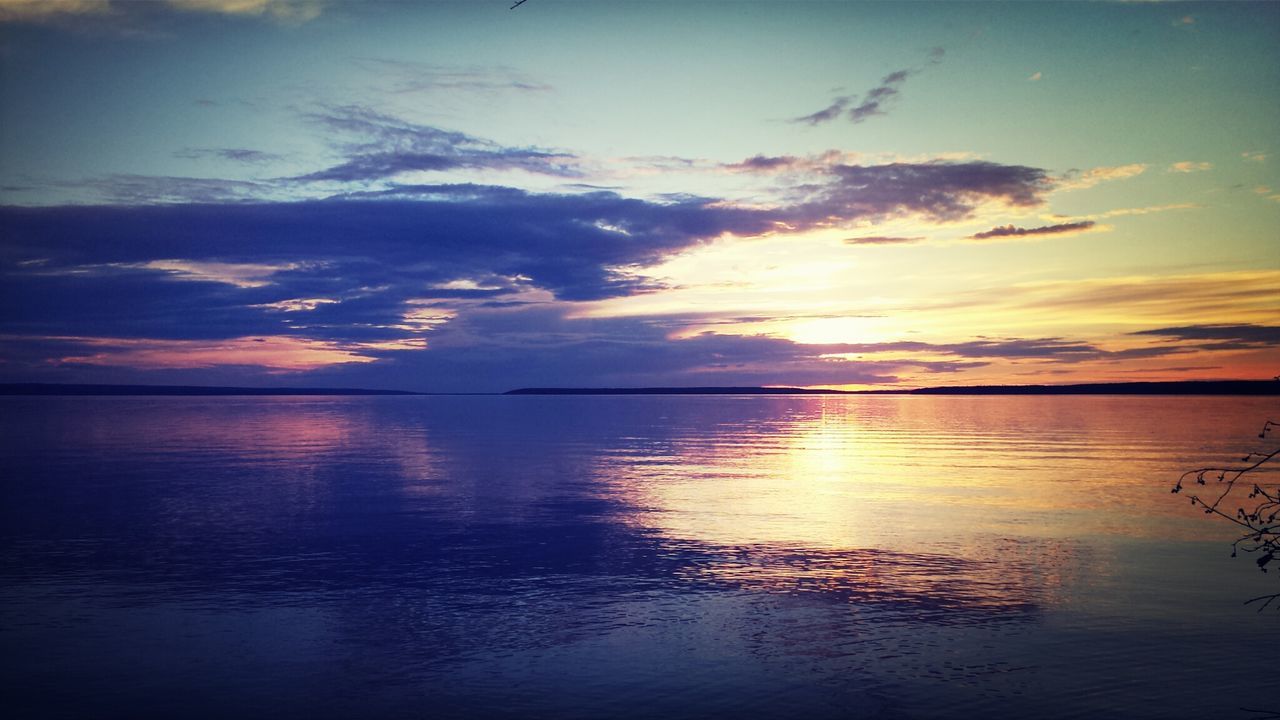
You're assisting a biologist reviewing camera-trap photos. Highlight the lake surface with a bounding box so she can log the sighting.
[1,395,1276,719]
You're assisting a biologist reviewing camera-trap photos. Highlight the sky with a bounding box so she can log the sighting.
[0,0,1277,392]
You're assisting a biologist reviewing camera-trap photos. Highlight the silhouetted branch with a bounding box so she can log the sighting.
[1174,419,1279,611]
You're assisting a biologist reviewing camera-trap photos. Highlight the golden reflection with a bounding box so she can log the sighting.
[599,396,1276,609]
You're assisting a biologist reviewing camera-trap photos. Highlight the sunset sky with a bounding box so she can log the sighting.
[1,0,1277,392]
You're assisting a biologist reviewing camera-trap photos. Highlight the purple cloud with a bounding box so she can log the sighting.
[295,105,580,182]
[174,148,283,164]
[969,221,1096,240]
[790,96,853,126]
[843,235,925,246]
[792,52,941,127]
[1129,324,1280,349]
[724,154,803,172]
[791,161,1052,223]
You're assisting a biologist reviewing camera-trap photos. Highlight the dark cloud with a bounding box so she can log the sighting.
[0,185,781,349]
[1129,324,1280,349]
[829,337,1175,362]
[1,147,1072,389]
[1,156,1056,349]
[55,174,273,204]
[305,311,991,392]
[0,305,990,391]
[792,161,1051,223]
[174,148,283,164]
[724,155,802,172]
[969,220,1096,240]
[843,235,924,246]
[846,70,911,124]
[790,96,853,126]
[295,105,580,183]
[792,51,942,127]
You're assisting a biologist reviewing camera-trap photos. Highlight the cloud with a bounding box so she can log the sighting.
[329,310,991,391]
[791,50,943,126]
[0,153,1063,387]
[0,0,109,22]
[1129,324,1280,350]
[1057,164,1146,190]
[721,150,853,175]
[0,0,322,24]
[1027,72,1042,82]
[1089,202,1198,219]
[1242,151,1267,163]
[791,161,1052,223]
[968,220,1097,241]
[821,336,1186,363]
[164,0,322,23]
[846,70,912,124]
[0,186,783,349]
[843,236,924,246]
[137,259,306,288]
[937,271,1280,327]
[724,154,804,172]
[1168,161,1212,173]
[175,147,283,164]
[1175,15,1195,26]
[295,106,580,182]
[33,334,379,371]
[55,174,273,204]
[351,58,553,94]
[790,96,853,126]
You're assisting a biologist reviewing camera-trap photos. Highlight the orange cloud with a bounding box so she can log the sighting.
[1057,164,1147,191]
[0,0,109,22]
[51,335,379,371]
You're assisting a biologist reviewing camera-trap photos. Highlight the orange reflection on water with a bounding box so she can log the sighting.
[599,396,1278,610]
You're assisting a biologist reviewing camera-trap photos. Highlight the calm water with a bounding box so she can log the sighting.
[1,395,1276,719]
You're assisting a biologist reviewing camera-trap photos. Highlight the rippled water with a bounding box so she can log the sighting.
[1,395,1276,719]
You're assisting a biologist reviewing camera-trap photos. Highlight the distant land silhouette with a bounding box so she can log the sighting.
[2,380,1276,396]
[0,384,423,396]
[506,380,1279,396]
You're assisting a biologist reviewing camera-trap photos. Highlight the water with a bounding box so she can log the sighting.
[1,395,1276,719]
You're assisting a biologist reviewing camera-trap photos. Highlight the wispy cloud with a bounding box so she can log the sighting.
[174,147,283,164]
[791,48,943,126]
[42,334,378,371]
[968,220,1097,241]
[1168,161,1212,173]
[0,0,323,24]
[1129,324,1280,350]
[821,336,1185,363]
[790,96,854,126]
[294,105,580,182]
[843,235,924,246]
[1057,163,1146,191]
[165,0,322,23]
[58,174,273,204]
[1088,202,1198,219]
[350,58,553,94]
[1242,151,1267,163]
[938,271,1280,327]
[0,0,109,23]
[1027,71,1042,82]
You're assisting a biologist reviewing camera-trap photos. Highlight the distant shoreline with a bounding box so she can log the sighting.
[0,383,424,397]
[506,381,1279,396]
[1,380,1276,397]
